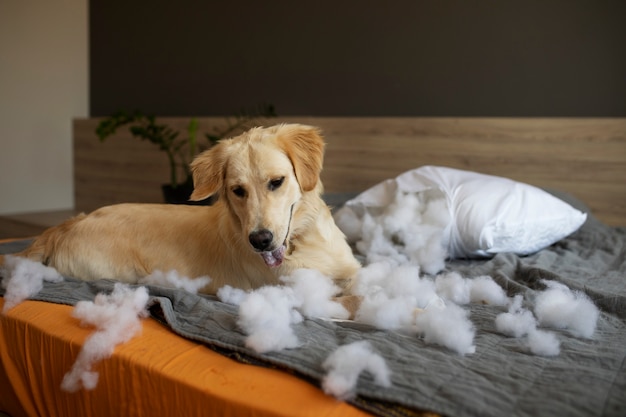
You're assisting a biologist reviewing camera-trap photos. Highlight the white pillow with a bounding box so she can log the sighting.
[336,166,587,259]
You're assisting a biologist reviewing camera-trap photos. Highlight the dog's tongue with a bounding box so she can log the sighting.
[260,246,285,268]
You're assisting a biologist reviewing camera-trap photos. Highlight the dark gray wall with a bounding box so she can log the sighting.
[90,0,626,117]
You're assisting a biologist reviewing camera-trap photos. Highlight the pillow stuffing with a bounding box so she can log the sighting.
[334,166,587,259]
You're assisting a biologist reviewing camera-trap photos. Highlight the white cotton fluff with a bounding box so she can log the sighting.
[435,272,472,304]
[356,292,417,330]
[402,197,450,275]
[351,262,399,296]
[353,262,438,307]
[469,276,509,306]
[495,296,537,338]
[495,295,561,356]
[322,341,391,400]
[217,285,248,306]
[353,263,440,331]
[238,286,302,353]
[138,270,210,294]
[496,310,537,338]
[356,213,406,265]
[346,190,450,276]
[534,280,599,338]
[61,283,149,392]
[527,329,561,356]
[1,255,63,313]
[281,268,350,320]
[405,228,448,276]
[414,302,476,355]
[381,189,424,235]
[435,272,508,306]
[352,263,485,355]
[333,205,363,243]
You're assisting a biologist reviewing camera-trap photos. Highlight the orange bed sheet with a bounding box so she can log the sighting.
[0,297,370,417]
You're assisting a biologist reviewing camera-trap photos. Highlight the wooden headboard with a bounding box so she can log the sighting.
[74,117,626,226]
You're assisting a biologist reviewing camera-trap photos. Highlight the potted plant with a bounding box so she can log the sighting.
[95,104,276,204]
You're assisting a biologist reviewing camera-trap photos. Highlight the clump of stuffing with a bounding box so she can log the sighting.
[436,272,508,306]
[350,263,511,355]
[1,255,63,313]
[281,268,350,320]
[333,205,363,243]
[61,283,149,392]
[414,302,476,355]
[342,190,450,275]
[534,280,599,338]
[233,268,352,353]
[217,285,248,306]
[494,280,598,356]
[237,286,303,353]
[527,329,560,357]
[495,295,561,356]
[434,271,472,305]
[469,276,509,306]
[139,269,210,294]
[352,263,434,305]
[356,290,418,331]
[322,341,391,400]
[495,295,537,338]
[352,263,435,331]
[333,185,600,358]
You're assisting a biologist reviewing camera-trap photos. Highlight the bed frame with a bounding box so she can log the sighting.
[74,117,626,226]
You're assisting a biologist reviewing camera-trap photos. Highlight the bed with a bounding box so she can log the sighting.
[1,117,625,417]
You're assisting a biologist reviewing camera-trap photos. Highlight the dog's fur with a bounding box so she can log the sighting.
[0,124,360,297]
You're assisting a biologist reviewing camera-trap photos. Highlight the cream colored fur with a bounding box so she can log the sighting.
[1,124,360,296]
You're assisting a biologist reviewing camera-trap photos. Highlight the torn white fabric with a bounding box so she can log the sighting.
[1,255,63,313]
[322,341,391,400]
[61,283,149,392]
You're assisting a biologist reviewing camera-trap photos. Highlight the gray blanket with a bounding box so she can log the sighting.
[1,195,625,417]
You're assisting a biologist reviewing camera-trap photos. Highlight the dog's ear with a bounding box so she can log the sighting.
[189,141,230,201]
[276,124,325,192]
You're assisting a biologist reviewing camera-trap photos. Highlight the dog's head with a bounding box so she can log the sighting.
[190,124,325,268]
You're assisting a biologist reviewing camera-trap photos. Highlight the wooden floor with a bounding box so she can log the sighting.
[0,210,76,239]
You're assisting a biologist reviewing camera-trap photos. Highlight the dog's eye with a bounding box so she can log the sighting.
[269,177,285,191]
[232,186,246,198]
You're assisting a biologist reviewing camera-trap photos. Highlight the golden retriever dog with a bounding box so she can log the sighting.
[1,124,360,303]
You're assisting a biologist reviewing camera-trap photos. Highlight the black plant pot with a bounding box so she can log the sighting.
[161,181,215,206]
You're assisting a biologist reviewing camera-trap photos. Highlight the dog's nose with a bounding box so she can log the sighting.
[249,229,274,251]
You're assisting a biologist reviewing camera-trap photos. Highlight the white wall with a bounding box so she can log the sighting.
[0,0,88,215]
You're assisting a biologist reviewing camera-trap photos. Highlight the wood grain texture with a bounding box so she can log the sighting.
[74,117,626,226]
